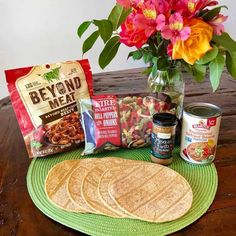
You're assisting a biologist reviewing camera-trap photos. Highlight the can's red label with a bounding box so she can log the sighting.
[207,117,217,127]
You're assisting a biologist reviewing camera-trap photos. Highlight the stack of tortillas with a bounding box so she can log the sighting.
[45,157,193,223]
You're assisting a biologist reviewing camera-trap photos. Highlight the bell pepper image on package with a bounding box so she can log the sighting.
[78,93,177,155]
[5,59,93,158]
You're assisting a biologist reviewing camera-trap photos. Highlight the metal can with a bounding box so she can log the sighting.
[180,103,222,165]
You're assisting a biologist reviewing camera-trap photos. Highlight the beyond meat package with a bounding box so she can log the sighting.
[5,59,93,158]
[78,93,176,155]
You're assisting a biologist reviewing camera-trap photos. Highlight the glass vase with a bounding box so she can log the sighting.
[147,66,185,120]
[147,67,184,144]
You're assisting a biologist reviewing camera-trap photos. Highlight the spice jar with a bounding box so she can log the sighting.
[150,113,177,165]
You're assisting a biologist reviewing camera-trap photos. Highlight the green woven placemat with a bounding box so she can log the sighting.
[27,147,218,236]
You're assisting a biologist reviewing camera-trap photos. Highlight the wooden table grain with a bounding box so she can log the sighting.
[0,68,236,236]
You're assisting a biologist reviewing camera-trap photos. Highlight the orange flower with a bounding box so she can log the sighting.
[172,18,213,65]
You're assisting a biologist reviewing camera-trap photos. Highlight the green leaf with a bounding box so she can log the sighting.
[132,50,143,60]
[77,21,91,38]
[156,32,162,44]
[198,9,208,17]
[151,58,158,77]
[152,57,158,65]
[108,4,131,30]
[182,61,193,74]
[156,41,164,56]
[209,52,225,92]
[128,50,143,60]
[143,53,153,64]
[197,45,219,65]
[213,32,236,80]
[127,48,146,60]
[169,69,181,82]
[156,57,170,71]
[99,36,121,69]
[142,67,152,75]
[213,32,236,52]
[202,5,228,21]
[226,51,236,79]
[82,31,99,55]
[93,19,113,43]
[151,64,158,77]
[192,64,207,82]
[127,51,134,59]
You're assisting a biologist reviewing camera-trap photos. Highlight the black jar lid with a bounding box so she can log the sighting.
[153,113,177,127]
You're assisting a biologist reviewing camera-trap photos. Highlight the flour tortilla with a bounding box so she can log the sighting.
[67,158,102,213]
[46,157,193,223]
[98,165,138,218]
[81,158,134,217]
[45,160,85,212]
[109,164,193,223]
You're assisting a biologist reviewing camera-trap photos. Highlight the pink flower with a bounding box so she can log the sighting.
[156,14,166,31]
[198,0,218,9]
[160,13,191,43]
[154,0,170,15]
[139,0,157,20]
[209,14,228,35]
[116,0,141,9]
[117,0,133,8]
[170,0,218,18]
[135,0,170,16]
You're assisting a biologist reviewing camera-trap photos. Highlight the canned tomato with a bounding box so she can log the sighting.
[180,103,222,165]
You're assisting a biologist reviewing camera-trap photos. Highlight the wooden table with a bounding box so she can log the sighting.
[1,68,236,236]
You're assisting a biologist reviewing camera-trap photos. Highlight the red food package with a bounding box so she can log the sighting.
[5,59,93,158]
[78,93,176,155]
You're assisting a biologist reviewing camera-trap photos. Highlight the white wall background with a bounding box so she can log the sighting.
[0,0,235,99]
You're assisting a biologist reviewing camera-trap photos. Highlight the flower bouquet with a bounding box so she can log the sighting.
[78,0,236,92]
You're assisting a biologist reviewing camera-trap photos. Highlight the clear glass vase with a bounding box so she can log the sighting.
[147,66,184,120]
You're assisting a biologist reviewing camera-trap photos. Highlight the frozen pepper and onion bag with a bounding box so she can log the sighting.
[78,93,177,155]
[5,59,93,158]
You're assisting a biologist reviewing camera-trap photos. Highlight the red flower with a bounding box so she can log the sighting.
[167,43,173,57]
[119,12,156,48]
